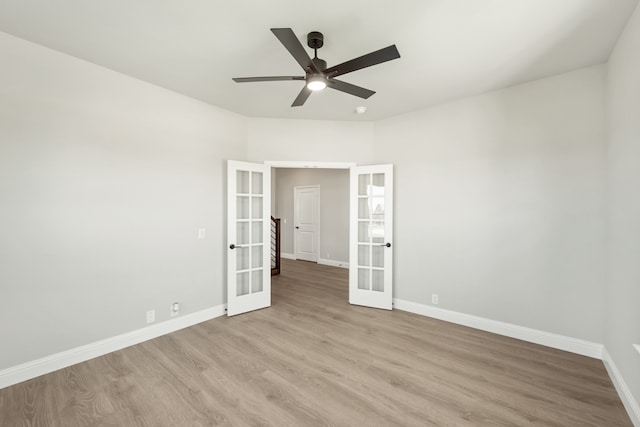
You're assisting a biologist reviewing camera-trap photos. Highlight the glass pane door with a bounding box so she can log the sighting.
[227,161,271,316]
[349,165,393,310]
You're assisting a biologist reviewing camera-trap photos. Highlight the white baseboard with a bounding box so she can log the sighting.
[0,304,226,389]
[602,348,640,426]
[393,299,603,359]
[280,253,348,269]
[318,258,349,269]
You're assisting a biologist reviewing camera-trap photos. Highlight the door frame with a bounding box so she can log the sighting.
[265,161,355,169]
[293,184,320,262]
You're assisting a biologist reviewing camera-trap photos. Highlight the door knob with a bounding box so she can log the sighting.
[380,242,391,247]
[229,244,236,249]
[295,226,299,229]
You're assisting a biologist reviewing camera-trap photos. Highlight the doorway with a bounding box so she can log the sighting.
[226,160,393,316]
[274,167,350,266]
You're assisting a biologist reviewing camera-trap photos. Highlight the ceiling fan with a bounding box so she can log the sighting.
[233,28,401,107]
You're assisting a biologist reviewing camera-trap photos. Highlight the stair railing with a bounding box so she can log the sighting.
[271,216,281,276]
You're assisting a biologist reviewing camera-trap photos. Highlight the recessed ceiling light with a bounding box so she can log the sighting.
[354,106,367,114]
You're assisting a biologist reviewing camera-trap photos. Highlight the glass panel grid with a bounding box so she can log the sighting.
[358,221,370,243]
[251,221,263,244]
[372,245,384,268]
[251,172,263,195]
[371,197,385,219]
[358,197,370,220]
[237,222,249,245]
[236,271,250,296]
[358,268,370,290]
[371,221,385,244]
[236,246,249,271]
[251,245,263,269]
[252,196,263,219]
[358,174,370,196]
[252,270,263,293]
[372,269,384,292]
[372,173,385,188]
[356,171,388,296]
[358,244,370,267]
[232,165,267,303]
[237,196,249,219]
[237,170,250,194]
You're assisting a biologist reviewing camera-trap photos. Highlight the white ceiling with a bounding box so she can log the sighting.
[0,0,637,121]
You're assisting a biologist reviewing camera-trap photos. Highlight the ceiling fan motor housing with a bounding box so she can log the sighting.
[311,57,327,71]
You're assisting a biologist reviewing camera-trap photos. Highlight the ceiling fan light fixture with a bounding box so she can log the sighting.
[233,28,400,107]
[306,74,327,91]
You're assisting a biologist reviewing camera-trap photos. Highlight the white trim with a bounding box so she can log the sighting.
[265,161,356,169]
[281,252,296,260]
[393,299,603,359]
[602,348,640,426]
[0,305,226,389]
[634,344,640,356]
[318,258,349,269]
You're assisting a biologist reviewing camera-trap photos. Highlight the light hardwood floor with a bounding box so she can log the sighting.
[0,259,632,426]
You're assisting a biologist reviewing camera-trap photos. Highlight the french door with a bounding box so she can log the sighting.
[226,161,271,316]
[349,164,394,310]
[226,161,393,315]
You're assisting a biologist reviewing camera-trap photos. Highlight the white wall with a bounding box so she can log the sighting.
[605,2,640,409]
[246,118,374,164]
[374,65,607,342]
[0,32,247,369]
[274,168,349,263]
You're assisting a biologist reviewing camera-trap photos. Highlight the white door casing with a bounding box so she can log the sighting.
[349,165,394,310]
[227,160,271,316]
[294,185,319,262]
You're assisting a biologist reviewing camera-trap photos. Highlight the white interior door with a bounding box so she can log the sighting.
[227,160,271,316]
[294,185,319,262]
[349,165,393,310]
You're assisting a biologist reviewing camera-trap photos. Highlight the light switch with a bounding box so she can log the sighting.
[198,228,206,239]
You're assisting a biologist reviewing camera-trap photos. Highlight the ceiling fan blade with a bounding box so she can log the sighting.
[327,79,376,99]
[291,86,312,107]
[324,45,400,78]
[271,28,319,73]
[233,76,305,83]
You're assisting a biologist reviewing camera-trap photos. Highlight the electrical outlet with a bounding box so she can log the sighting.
[170,302,180,317]
[146,309,155,323]
[431,294,439,305]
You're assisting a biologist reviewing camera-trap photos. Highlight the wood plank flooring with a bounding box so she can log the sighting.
[0,259,632,426]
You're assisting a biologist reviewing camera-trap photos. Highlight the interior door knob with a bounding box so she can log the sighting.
[295,226,299,229]
[381,242,391,247]
[229,244,236,249]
